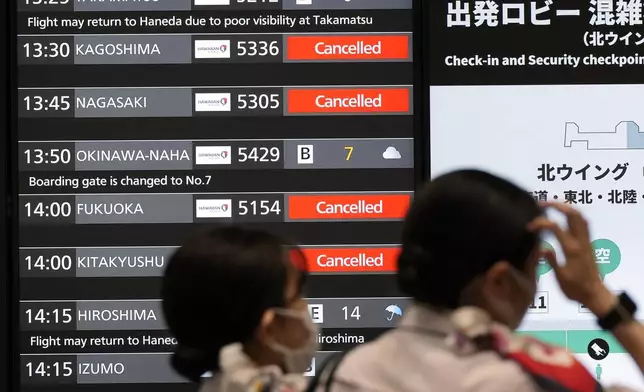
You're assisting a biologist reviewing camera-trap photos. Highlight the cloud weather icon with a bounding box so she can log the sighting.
[382,146,401,160]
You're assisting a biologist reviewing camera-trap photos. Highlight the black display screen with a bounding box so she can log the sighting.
[12,0,416,390]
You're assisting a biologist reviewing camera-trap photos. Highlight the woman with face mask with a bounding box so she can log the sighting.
[162,226,318,392]
[316,170,644,392]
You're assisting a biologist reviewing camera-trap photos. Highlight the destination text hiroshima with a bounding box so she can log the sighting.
[78,307,157,322]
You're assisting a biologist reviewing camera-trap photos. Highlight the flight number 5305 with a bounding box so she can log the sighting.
[237,93,280,110]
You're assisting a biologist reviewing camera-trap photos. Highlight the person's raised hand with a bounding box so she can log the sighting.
[528,202,616,315]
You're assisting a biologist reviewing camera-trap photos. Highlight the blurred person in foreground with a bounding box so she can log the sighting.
[162,226,316,392]
[318,170,644,392]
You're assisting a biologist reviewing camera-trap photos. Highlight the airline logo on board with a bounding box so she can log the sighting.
[194,40,231,59]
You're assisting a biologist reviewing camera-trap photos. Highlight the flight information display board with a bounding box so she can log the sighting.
[14,0,415,390]
[428,0,643,389]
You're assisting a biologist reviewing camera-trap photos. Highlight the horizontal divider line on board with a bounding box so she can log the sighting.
[20,297,410,302]
[18,84,413,89]
[20,191,413,195]
[20,351,342,355]
[18,31,412,37]
[19,138,414,142]
[19,244,402,248]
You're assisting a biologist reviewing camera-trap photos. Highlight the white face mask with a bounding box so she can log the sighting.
[484,267,536,330]
[268,308,319,373]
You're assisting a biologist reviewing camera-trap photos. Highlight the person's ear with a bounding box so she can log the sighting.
[483,261,513,296]
[256,309,276,345]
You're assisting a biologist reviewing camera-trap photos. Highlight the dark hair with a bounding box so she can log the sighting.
[162,226,306,382]
[397,169,542,309]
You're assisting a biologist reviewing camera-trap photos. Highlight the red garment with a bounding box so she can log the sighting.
[488,325,601,392]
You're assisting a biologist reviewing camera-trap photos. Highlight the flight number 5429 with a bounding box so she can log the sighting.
[237,146,280,163]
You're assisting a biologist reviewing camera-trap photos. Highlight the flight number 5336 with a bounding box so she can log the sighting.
[237,40,280,57]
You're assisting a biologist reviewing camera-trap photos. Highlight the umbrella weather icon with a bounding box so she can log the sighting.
[385,304,403,321]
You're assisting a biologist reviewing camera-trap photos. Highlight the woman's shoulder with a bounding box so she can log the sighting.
[330,332,539,392]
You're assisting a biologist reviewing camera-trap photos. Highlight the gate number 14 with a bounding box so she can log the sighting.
[342,306,361,320]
